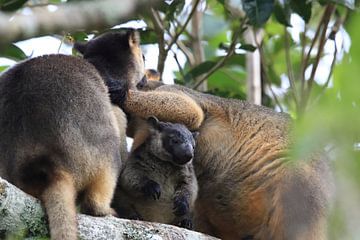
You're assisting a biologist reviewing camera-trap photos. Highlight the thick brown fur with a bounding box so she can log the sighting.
[74,30,145,107]
[124,82,334,240]
[0,55,122,240]
[113,117,198,229]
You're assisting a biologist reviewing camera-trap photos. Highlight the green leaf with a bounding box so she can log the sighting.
[242,0,275,27]
[318,0,355,9]
[0,0,28,11]
[207,67,247,100]
[69,32,88,42]
[290,0,312,23]
[166,0,185,21]
[273,1,292,27]
[0,44,27,61]
[139,29,158,44]
[0,65,10,73]
[184,61,217,81]
[238,43,257,52]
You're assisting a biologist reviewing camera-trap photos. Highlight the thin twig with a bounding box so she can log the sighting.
[172,51,186,80]
[150,8,166,76]
[301,5,330,82]
[175,40,195,66]
[308,45,337,109]
[284,26,299,110]
[192,19,244,89]
[255,33,284,111]
[304,4,335,108]
[166,0,201,53]
[57,34,66,53]
[300,25,307,101]
[263,73,284,112]
[321,44,337,93]
[164,23,195,66]
[174,18,194,39]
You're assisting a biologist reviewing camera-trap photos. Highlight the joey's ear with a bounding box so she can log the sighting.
[147,116,160,129]
[73,42,87,54]
[192,131,199,139]
[128,30,140,47]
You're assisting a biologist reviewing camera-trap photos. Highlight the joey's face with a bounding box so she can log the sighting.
[161,125,197,166]
[147,117,198,166]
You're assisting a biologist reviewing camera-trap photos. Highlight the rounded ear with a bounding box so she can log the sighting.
[127,30,140,47]
[147,116,160,129]
[192,131,199,139]
[73,42,88,54]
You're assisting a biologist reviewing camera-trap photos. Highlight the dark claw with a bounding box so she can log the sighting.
[178,218,193,229]
[141,179,161,200]
[173,196,189,216]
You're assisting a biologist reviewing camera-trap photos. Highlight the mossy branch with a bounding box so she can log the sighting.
[0,0,157,47]
[0,177,218,240]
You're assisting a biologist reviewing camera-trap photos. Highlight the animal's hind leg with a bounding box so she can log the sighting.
[81,164,118,217]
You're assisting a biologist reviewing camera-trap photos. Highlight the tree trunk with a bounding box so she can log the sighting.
[245,27,262,105]
[0,177,218,240]
[191,0,207,91]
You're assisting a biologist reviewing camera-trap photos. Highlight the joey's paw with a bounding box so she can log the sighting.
[173,196,189,216]
[141,180,161,200]
[178,218,193,230]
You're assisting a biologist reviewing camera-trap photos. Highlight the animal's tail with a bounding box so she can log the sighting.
[20,156,77,240]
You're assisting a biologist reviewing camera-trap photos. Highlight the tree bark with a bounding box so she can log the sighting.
[191,0,207,91]
[0,0,158,47]
[244,27,262,105]
[0,177,218,240]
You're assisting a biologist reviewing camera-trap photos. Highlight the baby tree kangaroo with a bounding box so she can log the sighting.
[113,117,198,229]
[0,30,144,240]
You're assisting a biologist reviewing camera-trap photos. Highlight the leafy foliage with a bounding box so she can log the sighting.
[242,0,274,26]
[0,0,28,11]
[0,1,359,237]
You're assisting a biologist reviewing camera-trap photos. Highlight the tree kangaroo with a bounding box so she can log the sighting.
[0,30,145,240]
[113,117,198,229]
[123,81,334,240]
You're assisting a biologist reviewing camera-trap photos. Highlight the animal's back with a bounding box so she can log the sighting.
[140,84,333,239]
[0,54,121,240]
[0,55,118,182]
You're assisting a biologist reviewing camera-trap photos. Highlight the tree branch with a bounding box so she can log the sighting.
[0,0,158,47]
[150,8,167,76]
[175,40,195,66]
[172,51,187,80]
[284,26,300,110]
[165,0,201,53]
[303,4,335,110]
[254,29,283,111]
[0,177,218,240]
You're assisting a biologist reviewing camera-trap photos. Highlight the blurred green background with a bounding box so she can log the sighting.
[0,0,359,239]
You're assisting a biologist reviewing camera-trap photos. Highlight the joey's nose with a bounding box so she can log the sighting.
[176,147,194,165]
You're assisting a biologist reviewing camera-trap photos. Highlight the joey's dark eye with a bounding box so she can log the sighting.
[171,138,180,144]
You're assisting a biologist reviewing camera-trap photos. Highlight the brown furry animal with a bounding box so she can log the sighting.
[112,117,198,229]
[0,30,144,240]
[0,55,120,240]
[74,30,145,107]
[123,83,334,240]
